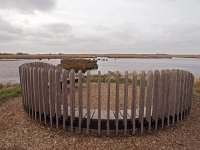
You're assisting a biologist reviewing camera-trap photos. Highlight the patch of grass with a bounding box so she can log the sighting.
[192,78,200,98]
[0,84,21,102]
[85,74,145,85]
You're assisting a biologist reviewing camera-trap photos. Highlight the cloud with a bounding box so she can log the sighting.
[0,16,23,42]
[0,0,57,13]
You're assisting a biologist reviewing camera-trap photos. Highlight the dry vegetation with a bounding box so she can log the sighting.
[1,54,200,60]
[57,58,98,73]
[194,78,200,95]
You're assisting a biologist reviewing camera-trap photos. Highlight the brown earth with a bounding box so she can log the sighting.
[0,96,200,150]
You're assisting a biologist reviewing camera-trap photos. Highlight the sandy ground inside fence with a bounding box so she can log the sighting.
[74,83,142,110]
[0,97,200,150]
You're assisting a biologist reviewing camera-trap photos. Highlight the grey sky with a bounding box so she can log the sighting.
[0,0,199,54]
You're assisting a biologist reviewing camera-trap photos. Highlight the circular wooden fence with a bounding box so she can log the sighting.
[19,62,194,136]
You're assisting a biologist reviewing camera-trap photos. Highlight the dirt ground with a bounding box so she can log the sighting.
[0,97,200,150]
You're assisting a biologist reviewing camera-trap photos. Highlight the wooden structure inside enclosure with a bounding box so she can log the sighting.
[19,62,194,136]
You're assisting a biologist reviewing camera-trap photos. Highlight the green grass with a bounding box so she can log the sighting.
[0,84,21,102]
[193,92,200,98]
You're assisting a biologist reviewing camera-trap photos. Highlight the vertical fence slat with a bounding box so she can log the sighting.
[33,68,38,119]
[159,70,166,129]
[29,67,33,117]
[176,70,181,122]
[152,70,160,130]
[45,69,50,120]
[146,70,153,131]
[124,71,128,134]
[107,72,111,135]
[86,70,91,134]
[48,69,53,127]
[139,71,145,133]
[70,70,75,131]
[115,71,120,135]
[165,70,171,127]
[31,68,35,118]
[98,71,101,136]
[183,71,187,119]
[180,71,184,121]
[159,70,165,128]
[172,70,177,125]
[55,69,62,128]
[185,72,190,115]
[78,70,83,132]
[41,68,47,124]
[131,71,137,134]
[62,69,69,130]
[28,67,32,116]
[38,68,43,122]
[30,67,34,117]
[24,67,28,112]
[19,66,25,109]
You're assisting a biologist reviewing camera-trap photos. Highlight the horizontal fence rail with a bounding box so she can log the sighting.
[19,62,194,136]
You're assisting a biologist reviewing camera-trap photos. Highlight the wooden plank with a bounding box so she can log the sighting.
[183,71,187,119]
[172,70,177,125]
[48,69,53,127]
[28,67,32,116]
[158,70,165,128]
[30,67,34,117]
[70,70,75,131]
[55,69,61,128]
[98,71,101,136]
[131,71,137,134]
[78,70,83,132]
[146,70,153,131]
[86,70,91,134]
[180,71,185,121]
[38,68,42,122]
[124,71,128,134]
[176,70,181,122]
[25,67,29,114]
[107,71,111,135]
[62,69,69,130]
[33,68,38,119]
[29,67,33,116]
[41,68,47,124]
[21,66,26,110]
[25,66,29,112]
[152,70,160,130]
[139,71,145,133]
[19,66,24,108]
[44,69,50,117]
[26,67,30,115]
[23,66,27,110]
[187,73,191,113]
[185,72,189,116]
[115,71,120,135]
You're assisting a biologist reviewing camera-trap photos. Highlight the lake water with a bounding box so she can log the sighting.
[0,57,200,84]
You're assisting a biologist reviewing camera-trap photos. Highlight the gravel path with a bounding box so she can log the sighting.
[0,97,200,150]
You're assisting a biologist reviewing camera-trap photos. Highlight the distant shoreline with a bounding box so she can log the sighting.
[0,54,200,59]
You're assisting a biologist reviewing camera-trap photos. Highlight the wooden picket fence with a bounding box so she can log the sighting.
[19,62,194,136]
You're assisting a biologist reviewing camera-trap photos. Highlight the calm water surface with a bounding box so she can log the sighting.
[0,58,200,84]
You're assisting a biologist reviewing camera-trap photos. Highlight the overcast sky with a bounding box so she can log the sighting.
[0,0,199,54]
